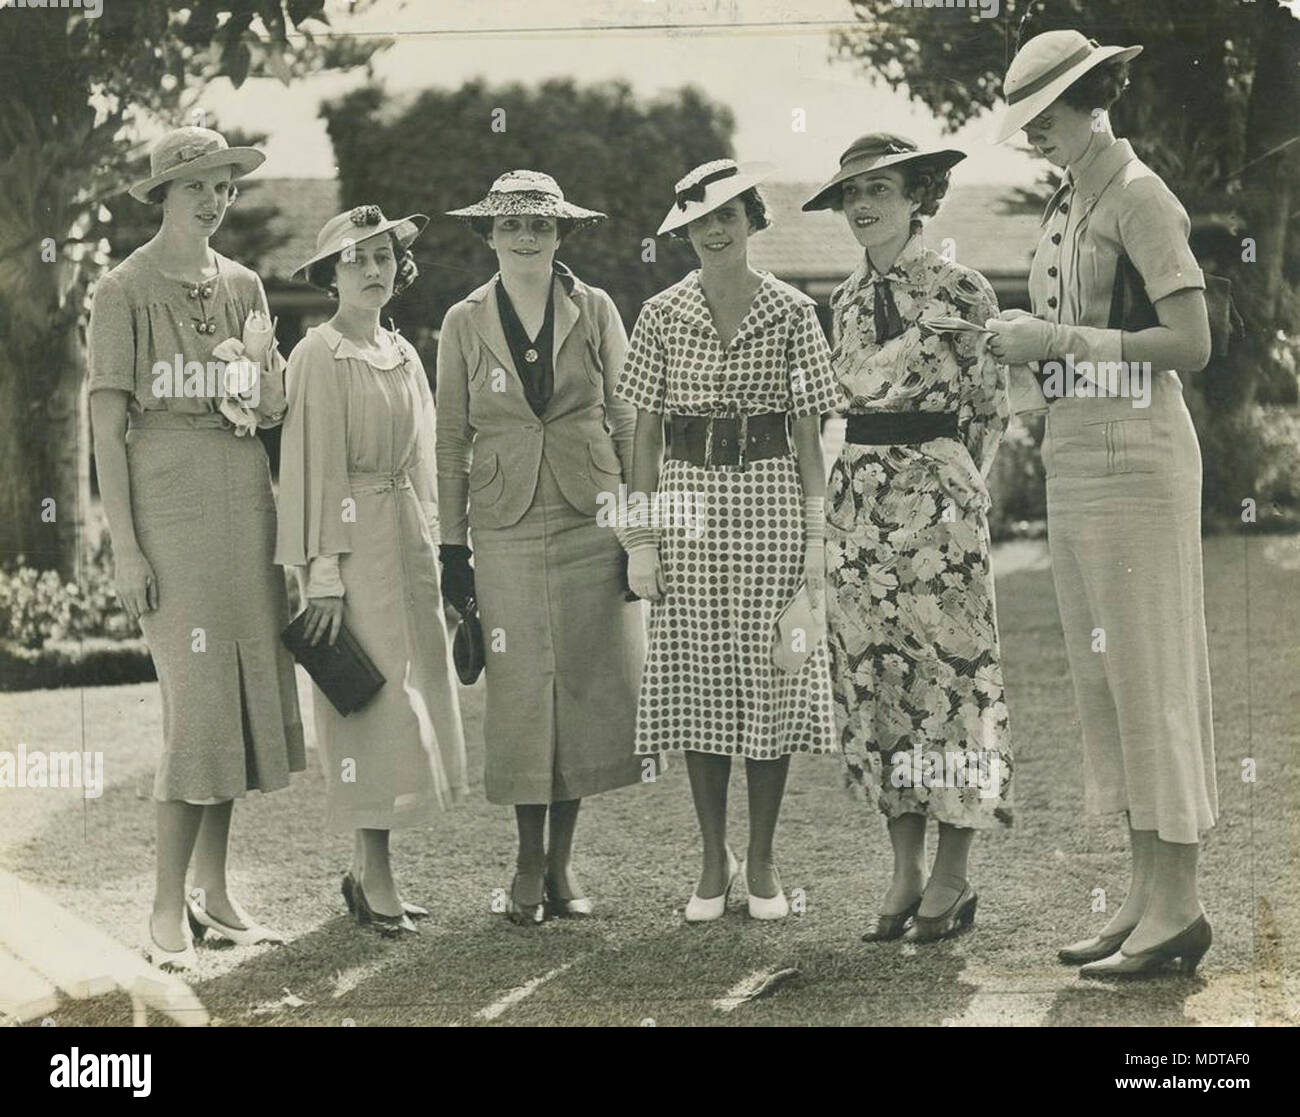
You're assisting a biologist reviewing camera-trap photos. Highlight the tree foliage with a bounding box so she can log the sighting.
[321,78,737,334]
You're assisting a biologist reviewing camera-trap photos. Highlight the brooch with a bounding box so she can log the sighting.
[524,348,539,364]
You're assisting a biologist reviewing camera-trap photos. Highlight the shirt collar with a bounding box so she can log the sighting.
[1067,137,1136,208]
[653,269,793,345]
[314,322,409,370]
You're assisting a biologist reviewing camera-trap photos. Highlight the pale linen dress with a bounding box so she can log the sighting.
[275,324,469,832]
[87,249,305,802]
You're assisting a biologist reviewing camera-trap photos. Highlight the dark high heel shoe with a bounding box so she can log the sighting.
[349,873,418,936]
[1057,926,1133,965]
[343,871,428,919]
[904,883,977,943]
[862,898,921,943]
[1079,915,1212,979]
[507,874,546,926]
[543,873,593,919]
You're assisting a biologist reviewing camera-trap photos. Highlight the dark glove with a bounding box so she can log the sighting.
[619,548,639,602]
[438,543,476,616]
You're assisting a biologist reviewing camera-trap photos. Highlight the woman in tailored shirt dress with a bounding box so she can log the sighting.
[437,171,649,925]
[988,31,1217,976]
[276,206,469,935]
[87,128,304,970]
[618,160,837,922]
[804,134,1013,945]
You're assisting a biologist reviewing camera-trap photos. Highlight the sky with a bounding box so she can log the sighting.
[195,0,1042,187]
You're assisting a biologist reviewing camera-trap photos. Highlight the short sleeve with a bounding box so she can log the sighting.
[1118,179,1205,303]
[87,273,137,395]
[787,302,837,418]
[616,302,667,413]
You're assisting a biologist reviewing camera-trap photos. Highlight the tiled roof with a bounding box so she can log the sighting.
[240,177,341,281]
[748,181,1043,281]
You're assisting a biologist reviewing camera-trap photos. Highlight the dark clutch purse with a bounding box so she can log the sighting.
[1109,253,1243,359]
[281,610,385,716]
[452,601,485,686]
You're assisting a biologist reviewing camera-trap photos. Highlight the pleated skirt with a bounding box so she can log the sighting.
[128,420,305,801]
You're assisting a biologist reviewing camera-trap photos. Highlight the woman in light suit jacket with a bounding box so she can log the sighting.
[437,170,654,925]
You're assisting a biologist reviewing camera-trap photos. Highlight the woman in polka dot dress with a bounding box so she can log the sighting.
[617,160,837,921]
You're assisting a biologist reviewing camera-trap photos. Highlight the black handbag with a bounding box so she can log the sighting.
[281,610,385,716]
[1109,253,1243,359]
[452,602,485,686]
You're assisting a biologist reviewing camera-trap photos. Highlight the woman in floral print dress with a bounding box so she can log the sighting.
[805,134,1013,943]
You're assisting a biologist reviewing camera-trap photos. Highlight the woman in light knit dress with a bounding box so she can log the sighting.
[276,205,469,936]
[88,128,304,970]
[437,171,649,925]
[988,31,1217,976]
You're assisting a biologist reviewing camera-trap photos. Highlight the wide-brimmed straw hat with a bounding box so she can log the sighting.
[991,30,1143,145]
[656,159,775,235]
[445,170,606,229]
[128,127,265,203]
[292,205,428,287]
[801,134,965,212]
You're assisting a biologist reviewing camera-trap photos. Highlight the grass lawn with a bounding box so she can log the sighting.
[1,535,1297,1027]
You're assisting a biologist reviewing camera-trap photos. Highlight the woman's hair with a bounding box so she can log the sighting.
[828,163,951,235]
[1058,57,1131,114]
[150,179,240,207]
[469,215,576,245]
[305,230,419,298]
[670,186,771,241]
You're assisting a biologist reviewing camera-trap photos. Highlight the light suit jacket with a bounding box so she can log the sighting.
[435,269,635,545]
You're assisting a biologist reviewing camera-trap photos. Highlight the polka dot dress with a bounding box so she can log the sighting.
[617,271,838,758]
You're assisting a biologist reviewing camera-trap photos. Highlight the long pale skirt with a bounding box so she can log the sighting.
[1042,372,1217,843]
[316,471,469,832]
[128,414,305,801]
[472,457,647,805]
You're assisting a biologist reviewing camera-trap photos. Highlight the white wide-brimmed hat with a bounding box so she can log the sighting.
[991,30,1143,145]
[445,170,606,228]
[656,159,775,235]
[801,134,965,212]
[128,127,264,203]
[292,205,428,287]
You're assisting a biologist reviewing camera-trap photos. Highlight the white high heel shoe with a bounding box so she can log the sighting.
[743,861,790,920]
[186,888,286,946]
[685,848,740,922]
[145,912,198,972]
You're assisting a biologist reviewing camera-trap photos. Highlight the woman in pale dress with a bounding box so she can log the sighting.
[276,205,469,935]
[88,127,304,970]
[987,32,1216,976]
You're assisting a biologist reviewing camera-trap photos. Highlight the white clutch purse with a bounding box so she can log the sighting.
[772,582,827,675]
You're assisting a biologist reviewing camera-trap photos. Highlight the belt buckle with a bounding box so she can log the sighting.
[705,409,746,472]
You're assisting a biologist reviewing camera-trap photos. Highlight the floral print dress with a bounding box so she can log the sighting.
[825,235,1013,827]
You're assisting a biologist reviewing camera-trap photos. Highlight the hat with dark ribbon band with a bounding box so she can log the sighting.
[656,158,775,235]
[801,134,965,213]
[990,30,1143,145]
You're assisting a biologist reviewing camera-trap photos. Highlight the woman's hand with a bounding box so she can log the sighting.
[804,542,826,613]
[985,314,1054,365]
[438,543,476,617]
[114,544,157,625]
[627,546,666,603]
[303,596,344,646]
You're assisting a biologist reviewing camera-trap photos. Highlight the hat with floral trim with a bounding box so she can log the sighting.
[292,205,428,288]
[129,127,265,203]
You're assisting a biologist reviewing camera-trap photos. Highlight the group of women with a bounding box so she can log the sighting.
[88,30,1219,980]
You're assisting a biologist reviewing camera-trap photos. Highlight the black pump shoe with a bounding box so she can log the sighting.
[506,874,547,926]
[862,898,921,943]
[904,883,977,943]
[1079,915,1212,979]
[342,871,428,920]
[344,872,418,936]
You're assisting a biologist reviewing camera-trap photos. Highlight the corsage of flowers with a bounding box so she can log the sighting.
[212,310,276,436]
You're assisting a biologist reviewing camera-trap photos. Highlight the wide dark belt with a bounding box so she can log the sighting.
[844,410,959,445]
[665,411,790,469]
